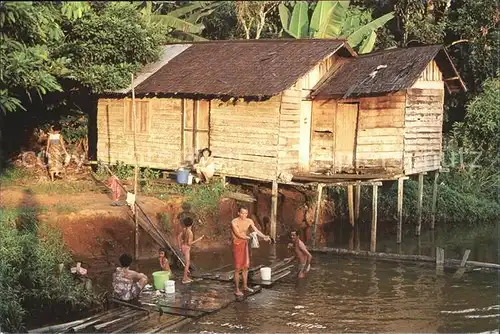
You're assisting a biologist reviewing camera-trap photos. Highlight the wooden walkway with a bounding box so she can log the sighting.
[29,260,294,333]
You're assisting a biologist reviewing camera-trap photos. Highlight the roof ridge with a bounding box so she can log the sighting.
[161,38,347,46]
[357,44,442,58]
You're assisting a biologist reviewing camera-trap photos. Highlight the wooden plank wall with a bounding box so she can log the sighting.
[356,93,405,172]
[278,54,339,175]
[278,86,302,175]
[310,100,336,171]
[403,61,444,174]
[209,97,281,180]
[97,98,182,169]
[310,94,405,173]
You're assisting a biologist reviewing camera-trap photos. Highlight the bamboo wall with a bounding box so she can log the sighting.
[404,61,444,174]
[97,98,182,169]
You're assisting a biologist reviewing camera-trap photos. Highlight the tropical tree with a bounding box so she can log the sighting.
[235,1,279,39]
[278,1,394,53]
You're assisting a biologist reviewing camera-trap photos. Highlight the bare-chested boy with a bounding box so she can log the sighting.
[231,207,271,296]
[288,230,312,279]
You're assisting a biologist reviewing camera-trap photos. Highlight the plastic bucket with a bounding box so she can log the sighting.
[165,280,175,294]
[176,168,190,184]
[260,267,271,281]
[152,271,170,290]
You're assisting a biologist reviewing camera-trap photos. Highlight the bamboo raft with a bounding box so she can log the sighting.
[29,259,294,333]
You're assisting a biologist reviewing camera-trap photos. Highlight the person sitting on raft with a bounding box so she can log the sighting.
[112,253,148,301]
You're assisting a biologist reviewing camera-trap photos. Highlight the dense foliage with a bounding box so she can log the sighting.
[0,207,103,332]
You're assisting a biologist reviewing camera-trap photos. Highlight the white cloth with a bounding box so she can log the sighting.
[249,232,260,249]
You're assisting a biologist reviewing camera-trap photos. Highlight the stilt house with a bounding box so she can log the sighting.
[97,40,465,182]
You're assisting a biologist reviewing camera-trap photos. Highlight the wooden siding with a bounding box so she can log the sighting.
[278,54,339,175]
[97,98,182,169]
[356,93,405,172]
[310,94,405,173]
[404,87,444,174]
[209,97,281,180]
[310,100,335,171]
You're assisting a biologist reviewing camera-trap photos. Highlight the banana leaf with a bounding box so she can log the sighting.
[347,12,394,48]
[167,1,214,19]
[278,3,291,31]
[310,1,334,37]
[151,14,204,33]
[318,1,349,38]
[357,30,377,54]
[288,1,309,38]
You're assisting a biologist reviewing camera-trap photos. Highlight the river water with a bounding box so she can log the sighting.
[168,240,498,333]
[84,223,499,333]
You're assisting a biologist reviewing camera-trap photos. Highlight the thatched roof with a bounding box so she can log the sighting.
[114,39,354,99]
[312,45,466,99]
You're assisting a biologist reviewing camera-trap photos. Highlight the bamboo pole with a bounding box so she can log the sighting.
[311,183,323,248]
[310,247,500,270]
[131,73,139,260]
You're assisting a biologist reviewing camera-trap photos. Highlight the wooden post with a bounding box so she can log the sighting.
[436,246,444,275]
[431,170,439,229]
[453,249,471,279]
[311,183,323,248]
[416,173,424,236]
[397,177,404,244]
[270,180,278,241]
[131,73,140,260]
[370,184,378,252]
[355,183,361,222]
[347,185,355,227]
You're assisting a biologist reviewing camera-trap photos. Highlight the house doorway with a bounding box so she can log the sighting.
[334,102,359,170]
[182,100,210,164]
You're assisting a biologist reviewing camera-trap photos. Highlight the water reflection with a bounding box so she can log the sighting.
[183,254,499,333]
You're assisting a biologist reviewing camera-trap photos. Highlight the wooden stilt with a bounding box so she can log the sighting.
[397,177,404,244]
[436,246,444,275]
[370,184,379,252]
[416,173,424,236]
[355,183,361,222]
[311,183,324,248]
[347,185,355,227]
[270,180,278,241]
[431,170,439,229]
[134,209,139,260]
[453,249,471,279]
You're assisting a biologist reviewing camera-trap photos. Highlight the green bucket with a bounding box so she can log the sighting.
[152,271,170,290]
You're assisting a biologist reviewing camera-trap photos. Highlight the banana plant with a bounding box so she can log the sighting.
[138,1,221,41]
[279,1,394,53]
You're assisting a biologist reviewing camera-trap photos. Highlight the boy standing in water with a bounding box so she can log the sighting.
[288,230,312,278]
[177,217,204,284]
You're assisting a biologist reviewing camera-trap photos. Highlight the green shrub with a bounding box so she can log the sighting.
[0,208,103,332]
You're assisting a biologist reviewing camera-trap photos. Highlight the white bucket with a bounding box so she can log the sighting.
[260,267,271,281]
[165,280,175,294]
